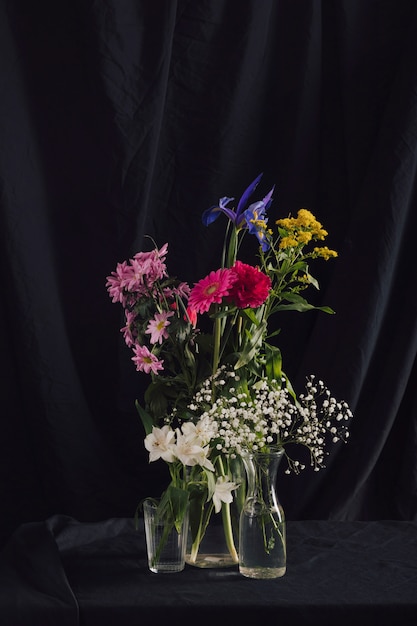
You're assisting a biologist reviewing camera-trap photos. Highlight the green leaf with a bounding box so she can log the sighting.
[267,260,308,278]
[317,305,335,314]
[205,469,216,500]
[304,265,320,290]
[275,302,317,312]
[135,400,154,435]
[274,292,335,314]
[280,292,308,303]
[267,327,281,340]
[282,372,298,402]
[161,485,189,533]
[273,291,335,314]
[288,260,308,272]
[183,342,196,369]
[145,383,169,418]
[227,227,238,268]
[265,344,282,381]
[234,321,266,369]
[240,307,261,326]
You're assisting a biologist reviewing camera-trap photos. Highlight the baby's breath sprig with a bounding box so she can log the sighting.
[185,367,352,474]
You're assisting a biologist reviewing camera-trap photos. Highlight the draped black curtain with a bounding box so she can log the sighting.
[1,0,417,548]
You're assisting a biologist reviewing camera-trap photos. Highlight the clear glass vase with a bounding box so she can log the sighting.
[185,455,244,568]
[143,498,189,573]
[185,508,239,568]
[239,446,286,579]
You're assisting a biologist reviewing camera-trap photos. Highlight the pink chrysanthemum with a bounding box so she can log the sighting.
[106,261,131,305]
[188,268,235,314]
[162,281,191,301]
[145,311,174,345]
[120,310,137,347]
[134,243,168,281]
[124,243,169,294]
[131,344,164,375]
[228,261,271,309]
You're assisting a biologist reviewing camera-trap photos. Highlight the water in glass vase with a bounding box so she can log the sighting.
[239,504,286,578]
[239,447,286,579]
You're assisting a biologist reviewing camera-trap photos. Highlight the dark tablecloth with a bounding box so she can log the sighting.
[1,515,416,625]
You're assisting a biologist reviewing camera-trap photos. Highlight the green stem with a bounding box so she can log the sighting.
[189,508,205,564]
[212,313,221,378]
[189,457,240,564]
[221,502,239,563]
[218,457,239,563]
[152,518,175,567]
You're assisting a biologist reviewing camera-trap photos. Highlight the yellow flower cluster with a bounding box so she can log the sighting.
[276,209,337,259]
[312,246,338,260]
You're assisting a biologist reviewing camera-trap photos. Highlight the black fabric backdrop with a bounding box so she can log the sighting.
[1,0,417,549]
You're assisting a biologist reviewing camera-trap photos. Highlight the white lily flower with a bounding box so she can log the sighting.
[144,425,176,463]
[174,429,207,466]
[212,476,238,513]
[180,421,205,445]
[181,418,215,446]
[192,446,215,472]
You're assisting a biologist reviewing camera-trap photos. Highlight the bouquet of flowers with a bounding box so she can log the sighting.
[106,173,352,564]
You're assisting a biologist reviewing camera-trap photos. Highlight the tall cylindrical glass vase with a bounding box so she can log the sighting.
[239,446,286,579]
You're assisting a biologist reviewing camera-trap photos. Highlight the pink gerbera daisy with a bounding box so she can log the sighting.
[131,344,164,375]
[188,268,235,314]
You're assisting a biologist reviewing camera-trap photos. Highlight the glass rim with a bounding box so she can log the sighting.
[239,445,284,457]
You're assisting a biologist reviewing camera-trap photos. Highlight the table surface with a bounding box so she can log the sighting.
[1,515,417,626]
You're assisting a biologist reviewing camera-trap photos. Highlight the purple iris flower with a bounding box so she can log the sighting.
[202,173,274,251]
[202,173,269,228]
[243,185,275,251]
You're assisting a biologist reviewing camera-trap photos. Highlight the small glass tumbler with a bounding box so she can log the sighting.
[143,499,189,573]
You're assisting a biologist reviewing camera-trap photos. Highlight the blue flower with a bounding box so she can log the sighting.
[201,195,238,227]
[202,173,273,230]
[243,186,274,251]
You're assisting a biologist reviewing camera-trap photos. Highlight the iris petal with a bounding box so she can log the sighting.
[202,175,273,231]
[235,173,263,223]
[202,205,221,226]
[262,185,275,209]
[202,196,235,226]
